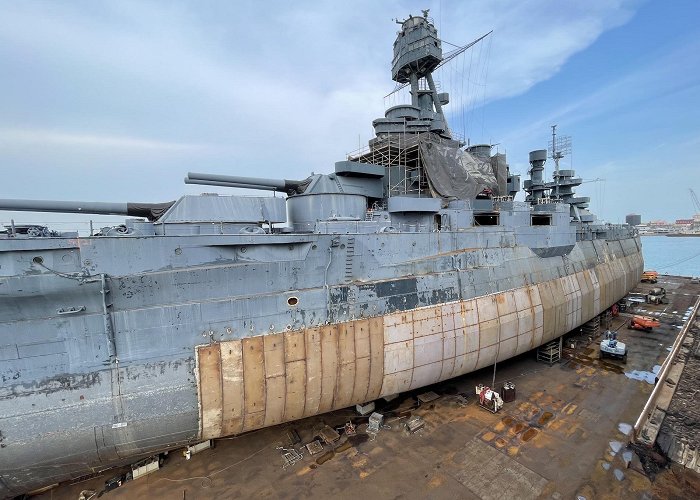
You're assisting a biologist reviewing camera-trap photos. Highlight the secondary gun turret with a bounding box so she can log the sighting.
[0,199,174,221]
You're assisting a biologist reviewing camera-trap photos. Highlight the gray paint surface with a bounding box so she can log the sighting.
[0,12,642,497]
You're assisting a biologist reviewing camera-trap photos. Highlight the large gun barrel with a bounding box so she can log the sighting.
[186,172,304,192]
[184,178,280,191]
[0,199,174,221]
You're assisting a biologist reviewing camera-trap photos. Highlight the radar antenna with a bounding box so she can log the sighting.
[548,125,571,200]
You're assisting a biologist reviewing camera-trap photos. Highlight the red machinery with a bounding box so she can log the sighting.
[476,384,504,413]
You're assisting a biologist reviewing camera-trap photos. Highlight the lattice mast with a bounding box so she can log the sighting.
[546,125,595,222]
[548,125,571,200]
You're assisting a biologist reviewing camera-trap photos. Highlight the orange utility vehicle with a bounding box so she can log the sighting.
[641,270,659,283]
[629,315,661,332]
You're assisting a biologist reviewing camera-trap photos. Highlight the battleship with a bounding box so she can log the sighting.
[0,13,642,497]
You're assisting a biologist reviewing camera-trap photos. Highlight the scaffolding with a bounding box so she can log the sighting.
[347,132,461,197]
[537,337,563,365]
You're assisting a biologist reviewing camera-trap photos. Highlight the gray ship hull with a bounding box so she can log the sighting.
[0,12,644,497]
[0,224,642,495]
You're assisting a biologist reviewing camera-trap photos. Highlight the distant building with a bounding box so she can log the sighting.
[675,219,693,225]
[626,213,641,226]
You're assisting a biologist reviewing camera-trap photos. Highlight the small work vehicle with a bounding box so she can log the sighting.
[641,270,658,283]
[646,287,667,305]
[600,330,627,363]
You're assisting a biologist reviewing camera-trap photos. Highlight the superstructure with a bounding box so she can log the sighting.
[0,13,641,496]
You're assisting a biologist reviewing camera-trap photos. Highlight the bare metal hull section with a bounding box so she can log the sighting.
[196,251,642,438]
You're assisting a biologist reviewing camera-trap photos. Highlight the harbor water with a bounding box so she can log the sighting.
[641,235,700,277]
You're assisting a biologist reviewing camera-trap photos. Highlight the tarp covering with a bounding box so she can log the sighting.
[419,140,500,199]
[126,202,175,221]
[490,153,508,196]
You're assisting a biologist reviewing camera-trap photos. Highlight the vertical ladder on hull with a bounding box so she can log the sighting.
[344,237,355,281]
[537,337,562,365]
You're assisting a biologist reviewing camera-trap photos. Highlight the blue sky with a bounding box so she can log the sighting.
[1,0,699,229]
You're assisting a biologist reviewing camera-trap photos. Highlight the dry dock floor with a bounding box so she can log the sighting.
[38,276,700,500]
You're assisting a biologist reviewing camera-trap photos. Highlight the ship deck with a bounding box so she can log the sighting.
[36,276,700,500]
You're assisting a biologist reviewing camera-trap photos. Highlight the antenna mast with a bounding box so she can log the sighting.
[548,125,571,200]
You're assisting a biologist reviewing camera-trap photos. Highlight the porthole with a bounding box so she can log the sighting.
[287,296,299,307]
[32,256,44,264]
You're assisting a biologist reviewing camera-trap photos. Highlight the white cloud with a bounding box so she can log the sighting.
[0,128,207,152]
[0,0,643,205]
[436,0,638,100]
[500,36,700,147]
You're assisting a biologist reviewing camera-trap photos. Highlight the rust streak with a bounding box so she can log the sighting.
[303,327,322,417]
[221,341,244,436]
[366,317,384,401]
[242,336,266,431]
[318,325,338,413]
[198,343,223,440]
